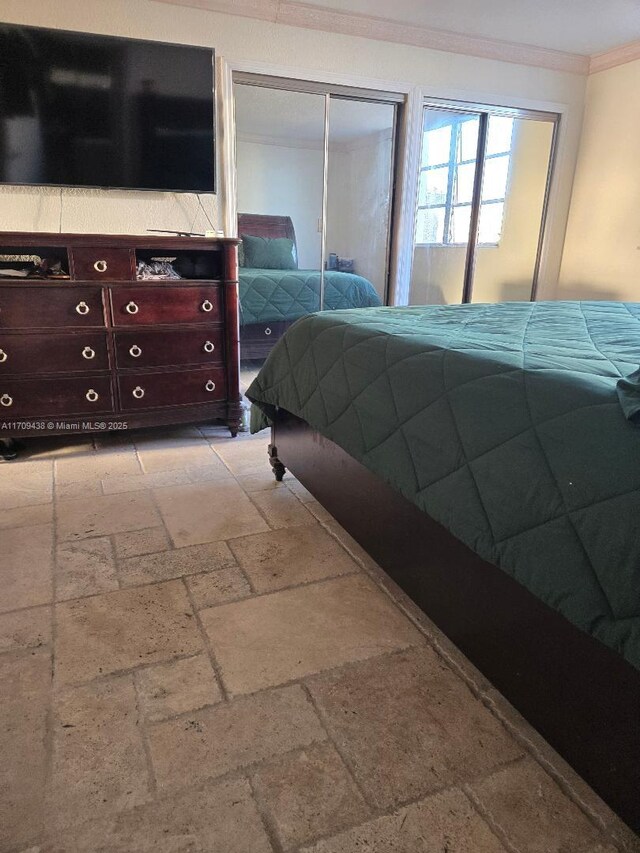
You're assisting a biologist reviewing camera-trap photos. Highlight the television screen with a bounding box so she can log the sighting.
[0,24,215,192]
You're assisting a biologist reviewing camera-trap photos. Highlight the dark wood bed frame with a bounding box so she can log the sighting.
[238,213,306,361]
[268,410,640,833]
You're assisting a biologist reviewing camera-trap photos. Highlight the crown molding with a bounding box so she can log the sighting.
[589,39,640,74]
[154,0,589,75]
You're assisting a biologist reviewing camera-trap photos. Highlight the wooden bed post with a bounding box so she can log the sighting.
[268,426,286,481]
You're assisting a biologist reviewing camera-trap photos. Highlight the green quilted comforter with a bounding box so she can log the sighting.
[247,301,640,670]
[238,268,381,325]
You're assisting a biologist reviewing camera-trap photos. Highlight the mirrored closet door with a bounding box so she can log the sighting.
[234,83,326,313]
[325,97,396,304]
[410,106,482,305]
[409,101,558,306]
[233,73,401,358]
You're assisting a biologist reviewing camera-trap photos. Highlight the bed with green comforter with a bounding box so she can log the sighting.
[238,268,381,325]
[247,301,640,670]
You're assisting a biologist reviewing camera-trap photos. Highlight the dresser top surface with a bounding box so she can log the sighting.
[0,232,240,250]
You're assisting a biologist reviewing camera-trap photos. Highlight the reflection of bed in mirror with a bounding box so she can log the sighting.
[238,213,381,360]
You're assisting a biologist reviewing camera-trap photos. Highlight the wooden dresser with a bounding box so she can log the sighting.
[0,232,241,457]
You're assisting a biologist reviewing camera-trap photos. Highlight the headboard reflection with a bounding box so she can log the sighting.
[238,214,298,258]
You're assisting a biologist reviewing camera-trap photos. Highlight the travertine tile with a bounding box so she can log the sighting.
[101,467,190,494]
[252,741,370,849]
[118,541,236,587]
[136,437,226,474]
[2,433,633,853]
[154,480,268,547]
[306,500,334,524]
[147,684,326,789]
[113,527,172,560]
[55,478,103,501]
[46,777,273,853]
[307,646,522,810]
[56,537,119,601]
[250,488,317,529]
[23,437,92,460]
[187,464,238,483]
[0,465,52,508]
[287,479,316,503]
[201,574,422,695]
[229,524,359,593]
[0,501,53,529]
[0,649,50,850]
[211,437,270,476]
[236,469,287,492]
[301,787,507,853]
[55,580,202,685]
[92,432,137,451]
[56,491,159,541]
[0,524,53,613]
[136,653,222,722]
[0,606,51,654]
[469,758,604,852]
[186,565,252,609]
[323,519,379,571]
[55,449,141,484]
[47,676,151,832]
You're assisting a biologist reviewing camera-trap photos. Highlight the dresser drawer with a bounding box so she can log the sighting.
[119,367,226,411]
[115,328,223,369]
[0,333,109,375]
[0,286,105,329]
[0,375,113,417]
[71,247,135,280]
[111,286,221,326]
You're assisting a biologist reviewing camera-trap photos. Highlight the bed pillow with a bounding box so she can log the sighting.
[241,235,297,270]
[238,240,245,267]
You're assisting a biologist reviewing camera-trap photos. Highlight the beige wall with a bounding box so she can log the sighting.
[236,139,324,269]
[326,131,394,299]
[410,119,554,304]
[0,0,586,298]
[559,59,640,301]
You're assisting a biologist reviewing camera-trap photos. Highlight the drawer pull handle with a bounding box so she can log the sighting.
[0,350,7,363]
[125,301,139,315]
[0,393,12,407]
[132,386,145,400]
[205,380,216,392]
[93,260,108,273]
[264,327,272,336]
[86,389,99,403]
[203,340,215,353]
[82,346,96,360]
[129,345,142,358]
[201,300,214,313]
[76,301,90,316]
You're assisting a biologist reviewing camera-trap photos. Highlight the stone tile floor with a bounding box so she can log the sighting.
[0,425,638,853]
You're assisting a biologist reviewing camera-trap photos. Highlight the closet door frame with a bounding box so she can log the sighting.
[420,97,561,303]
[232,71,404,306]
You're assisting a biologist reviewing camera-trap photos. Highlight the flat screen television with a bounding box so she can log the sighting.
[0,24,215,192]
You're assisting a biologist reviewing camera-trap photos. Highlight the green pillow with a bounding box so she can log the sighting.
[238,240,245,267]
[241,234,297,270]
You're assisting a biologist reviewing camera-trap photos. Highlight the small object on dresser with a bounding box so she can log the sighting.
[337,257,355,273]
